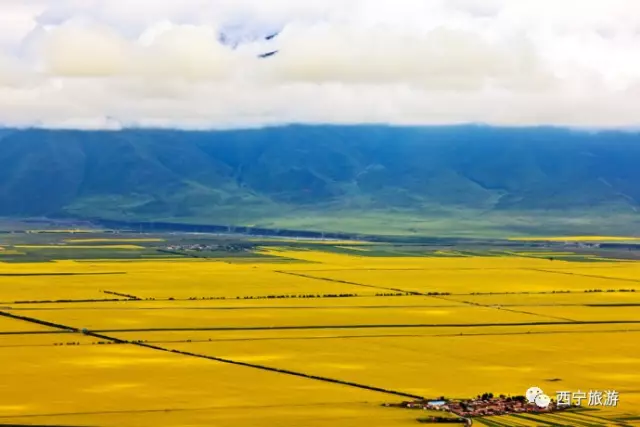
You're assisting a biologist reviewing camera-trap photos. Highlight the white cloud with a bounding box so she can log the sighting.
[0,0,639,128]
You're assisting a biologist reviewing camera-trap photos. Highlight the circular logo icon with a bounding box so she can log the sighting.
[535,394,551,408]
[526,387,543,404]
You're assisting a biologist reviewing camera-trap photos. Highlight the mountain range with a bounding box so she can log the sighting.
[1,125,639,237]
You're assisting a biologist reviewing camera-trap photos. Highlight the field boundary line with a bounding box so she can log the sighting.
[86,320,640,333]
[4,303,609,311]
[6,328,640,349]
[0,310,78,332]
[4,291,635,306]
[6,304,463,311]
[102,290,142,300]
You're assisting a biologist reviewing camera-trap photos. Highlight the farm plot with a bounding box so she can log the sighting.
[65,260,374,299]
[462,292,640,307]
[1,249,639,427]
[10,304,545,332]
[0,344,417,427]
[294,267,637,294]
[10,294,464,310]
[513,305,640,322]
[168,330,640,413]
[0,316,62,333]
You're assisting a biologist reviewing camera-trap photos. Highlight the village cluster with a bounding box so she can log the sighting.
[385,394,570,419]
[164,243,252,252]
[385,386,621,424]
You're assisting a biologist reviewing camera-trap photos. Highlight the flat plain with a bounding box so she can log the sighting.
[1,234,639,426]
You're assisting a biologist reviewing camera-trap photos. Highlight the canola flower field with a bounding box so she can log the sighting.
[0,238,639,427]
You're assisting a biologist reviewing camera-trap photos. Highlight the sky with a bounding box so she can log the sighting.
[1,0,640,129]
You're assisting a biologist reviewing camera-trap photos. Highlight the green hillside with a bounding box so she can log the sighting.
[1,125,639,237]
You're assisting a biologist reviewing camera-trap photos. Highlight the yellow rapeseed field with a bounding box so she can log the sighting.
[516,305,640,322]
[0,317,57,332]
[462,291,640,306]
[0,247,639,426]
[169,329,640,412]
[0,345,419,427]
[12,295,461,311]
[542,264,640,281]
[107,322,640,344]
[297,267,635,294]
[0,260,369,301]
[0,332,95,347]
[15,304,541,331]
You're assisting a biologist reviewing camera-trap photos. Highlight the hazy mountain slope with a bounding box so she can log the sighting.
[1,125,639,235]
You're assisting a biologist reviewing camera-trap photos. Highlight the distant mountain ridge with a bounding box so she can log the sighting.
[1,125,639,236]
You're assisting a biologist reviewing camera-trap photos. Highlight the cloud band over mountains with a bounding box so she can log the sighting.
[0,0,639,129]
